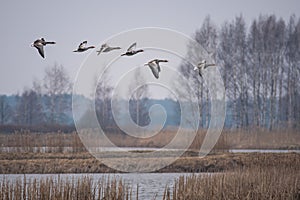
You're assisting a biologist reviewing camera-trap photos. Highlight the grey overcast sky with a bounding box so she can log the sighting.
[0,0,299,95]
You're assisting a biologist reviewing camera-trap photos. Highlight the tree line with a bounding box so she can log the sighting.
[0,64,73,131]
[180,14,300,130]
[0,65,153,132]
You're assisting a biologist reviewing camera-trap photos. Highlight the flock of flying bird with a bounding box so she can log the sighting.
[31,37,216,79]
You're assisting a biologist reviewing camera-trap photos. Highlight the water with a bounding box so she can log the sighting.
[229,149,300,153]
[1,146,299,153]
[0,173,197,199]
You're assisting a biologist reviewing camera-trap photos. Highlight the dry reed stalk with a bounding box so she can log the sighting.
[1,128,299,154]
[0,175,136,200]
[170,164,300,200]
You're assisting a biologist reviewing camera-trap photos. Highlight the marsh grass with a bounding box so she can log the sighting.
[0,176,133,200]
[0,131,86,153]
[0,155,299,199]
[223,128,300,149]
[168,162,300,200]
[0,128,299,154]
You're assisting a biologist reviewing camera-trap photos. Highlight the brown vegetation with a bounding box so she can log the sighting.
[0,128,298,154]
[0,128,299,199]
[166,156,300,200]
[0,151,299,174]
[0,153,299,199]
[0,176,133,200]
[222,128,300,149]
[167,166,300,199]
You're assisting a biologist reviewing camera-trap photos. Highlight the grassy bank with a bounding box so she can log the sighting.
[0,152,299,173]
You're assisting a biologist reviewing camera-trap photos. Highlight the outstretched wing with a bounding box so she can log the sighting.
[148,62,160,79]
[198,70,203,78]
[97,44,106,55]
[157,63,161,72]
[103,45,121,52]
[79,41,87,49]
[36,45,45,58]
[127,42,136,52]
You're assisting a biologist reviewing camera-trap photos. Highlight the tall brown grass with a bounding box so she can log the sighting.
[1,163,298,200]
[0,128,299,154]
[0,131,86,153]
[222,128,300,149]
[0,176,133,200]
[188,129,229,152]
[167,164,300,199]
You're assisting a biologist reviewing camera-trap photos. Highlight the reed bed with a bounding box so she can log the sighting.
[222,128,300,150]
[0,176,133,200]
[1,164,299,200]
[167,165,300,200]
[0,131,86,153]
[1,128,299,155]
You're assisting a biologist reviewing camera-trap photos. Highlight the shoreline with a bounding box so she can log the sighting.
[0,152,299,174]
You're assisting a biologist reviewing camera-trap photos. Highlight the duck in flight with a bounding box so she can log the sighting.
[194,60,216,77]
[121,42,144,56]
[144,59,168,79]
[97,43,121,55]
[31,38,56,58]
[73,41,95,52]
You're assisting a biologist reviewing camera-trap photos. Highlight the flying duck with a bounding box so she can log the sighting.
[73,41,95,52]
[194,60,216,77]
[144,59,168,79]
[31,38,56,58]
[121,42,144,56]
[96,43,121,55]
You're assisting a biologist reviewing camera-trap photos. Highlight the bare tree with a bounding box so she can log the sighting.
[14,89,44,125]
[178,15,218,128]
[218,19,241,127]
[196,16,218,128]
[128,68,150,126]
[285,15,300,128]
[95,70,115,130]
[233,15,249,127]
[247,19,264,127]
[43,63,71,124]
